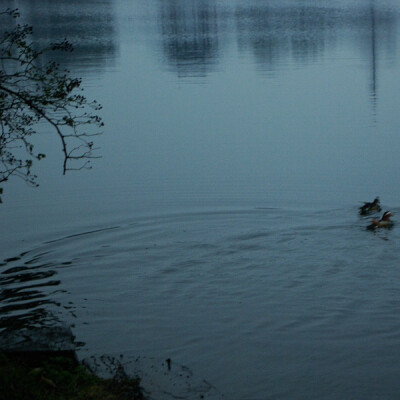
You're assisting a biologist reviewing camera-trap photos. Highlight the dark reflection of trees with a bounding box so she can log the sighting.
[235,5,339,72]
[157,0,399,90]
[370,5,378,112]
[0,255,67,332]
[350,1,398,118]
[159,0,219,78]
[233,1,398,114]
[7,0,118,72]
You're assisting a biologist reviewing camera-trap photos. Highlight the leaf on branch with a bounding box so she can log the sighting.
[63,116,75,127]
[0,8,103,194]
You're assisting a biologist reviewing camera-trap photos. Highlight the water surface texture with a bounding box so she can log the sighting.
[2,0,400,399]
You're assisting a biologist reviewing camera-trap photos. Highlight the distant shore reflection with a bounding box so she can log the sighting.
[7,0,399,91]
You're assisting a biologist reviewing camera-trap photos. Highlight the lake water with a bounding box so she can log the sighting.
[2,0,400,398]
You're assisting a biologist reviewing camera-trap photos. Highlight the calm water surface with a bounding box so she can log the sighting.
[2,0,400,399]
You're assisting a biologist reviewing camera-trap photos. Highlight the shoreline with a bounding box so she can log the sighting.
[0,349,144,400]
[0,325,145,399]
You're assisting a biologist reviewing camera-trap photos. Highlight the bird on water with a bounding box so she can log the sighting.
[367,211,394,230]
[359,196,382,215]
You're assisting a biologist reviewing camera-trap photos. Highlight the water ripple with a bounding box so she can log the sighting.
[1,207,400,399]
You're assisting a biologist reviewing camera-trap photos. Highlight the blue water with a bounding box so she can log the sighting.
[1,0,400,398]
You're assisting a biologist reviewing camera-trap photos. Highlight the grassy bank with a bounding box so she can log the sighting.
[0,350,144,400]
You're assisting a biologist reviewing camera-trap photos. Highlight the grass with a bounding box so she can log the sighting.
[0,350,144,400]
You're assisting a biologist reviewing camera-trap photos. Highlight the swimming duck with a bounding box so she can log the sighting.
[359,196,381,215]
[367,211,394,230]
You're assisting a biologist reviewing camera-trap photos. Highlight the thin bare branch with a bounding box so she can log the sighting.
[0,8,102,189]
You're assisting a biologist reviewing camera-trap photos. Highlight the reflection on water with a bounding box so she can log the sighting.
[155,0,399,107]
[3,0,399,104]
[0,251,67,332]
[159,0,219,78]
[4,0,118,72]
[235,3,336,70]
[155,1,399,67]
[364,3,398,115]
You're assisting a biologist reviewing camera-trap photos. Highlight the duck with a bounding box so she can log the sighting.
[367,211,394,230]
[359,196,381,215]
